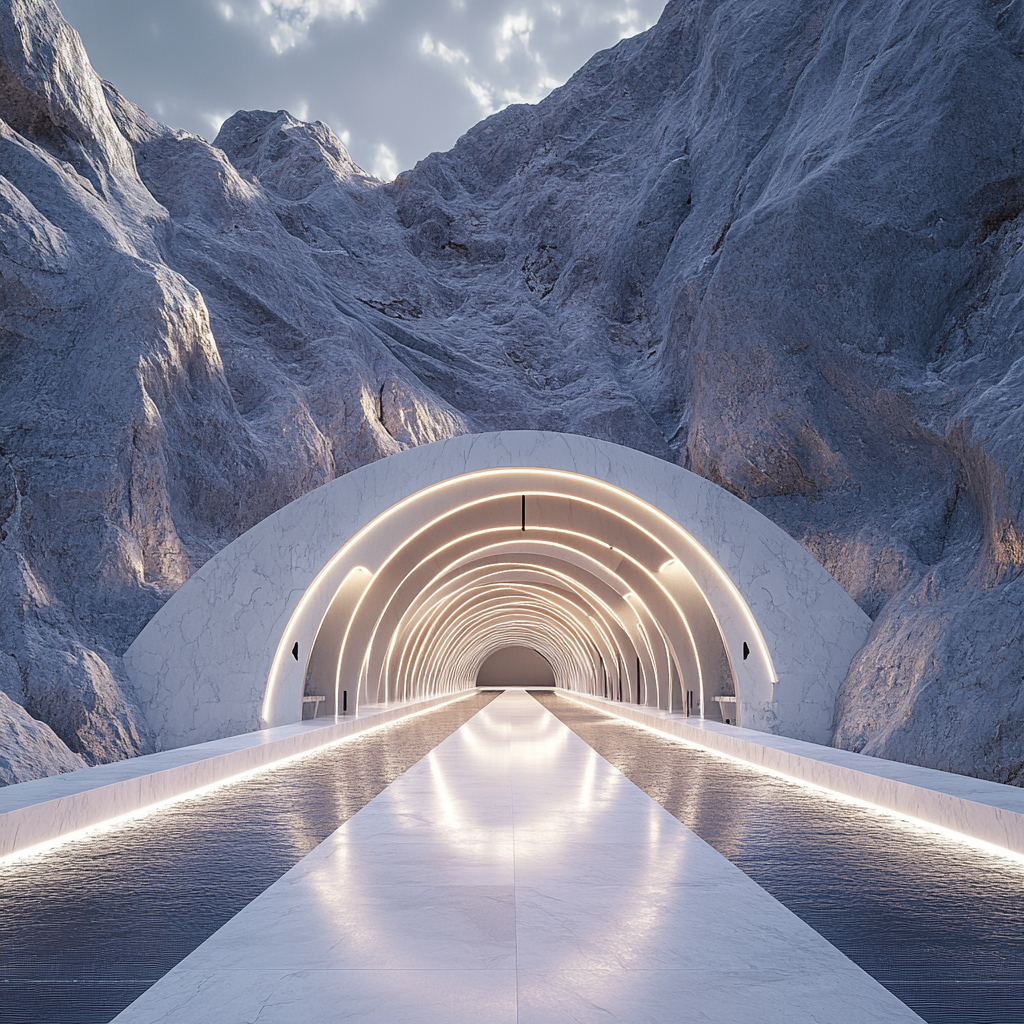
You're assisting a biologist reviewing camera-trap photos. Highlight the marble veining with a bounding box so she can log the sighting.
[124,431,871,751]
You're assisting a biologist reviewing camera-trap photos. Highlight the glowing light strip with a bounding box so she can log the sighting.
[385,553,638,695]
[559,691,1024,865]
[397,590,587,694]
[267,468,776,721]
[360,528,701,710]
[398,573,636,695]
[385,561,598,696]
[404,596,587,692]
[1,690,476,866]
[389,564,631,697]
[411,590,598,692]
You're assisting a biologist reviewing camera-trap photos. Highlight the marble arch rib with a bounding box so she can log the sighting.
[124,431,871,749]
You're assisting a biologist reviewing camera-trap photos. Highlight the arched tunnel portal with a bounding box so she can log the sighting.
[290,474,761,725]
[125,432,872,750]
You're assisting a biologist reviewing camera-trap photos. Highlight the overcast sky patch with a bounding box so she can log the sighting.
[56,0,665,174]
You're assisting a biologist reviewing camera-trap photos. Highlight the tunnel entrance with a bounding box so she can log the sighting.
[476,646,556,687]
[286,471,769,729]
[126,431,871,750]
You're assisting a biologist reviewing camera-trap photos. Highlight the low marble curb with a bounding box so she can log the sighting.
[0,692,475,858]
[562,691,1024,856]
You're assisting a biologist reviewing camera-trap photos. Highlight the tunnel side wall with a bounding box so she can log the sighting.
[124,432,871,750]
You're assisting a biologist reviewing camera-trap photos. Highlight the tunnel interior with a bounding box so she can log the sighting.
[476,646,556,687]
[263,469,778,728]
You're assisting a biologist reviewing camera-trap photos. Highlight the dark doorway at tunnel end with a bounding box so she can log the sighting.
[476,646,555,687]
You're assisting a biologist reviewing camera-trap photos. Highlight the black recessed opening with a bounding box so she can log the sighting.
[742,641,750,661]
[291,642,299,661]
[521,494,526,531]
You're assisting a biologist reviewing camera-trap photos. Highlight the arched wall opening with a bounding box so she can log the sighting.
[125,432,872,750]
[476,646,555,687]
[272,474,770,729]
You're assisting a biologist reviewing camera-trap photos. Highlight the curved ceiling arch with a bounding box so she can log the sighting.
[301,491,736,725]
[387,562,637,698]
[124,432,872,750]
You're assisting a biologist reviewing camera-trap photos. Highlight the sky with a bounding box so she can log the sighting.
[56,0,667,179]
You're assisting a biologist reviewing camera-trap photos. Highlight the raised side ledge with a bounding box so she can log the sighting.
[0,690,477,859]
[561,691,1024,857]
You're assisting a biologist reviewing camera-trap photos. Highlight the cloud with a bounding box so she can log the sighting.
[495,11,534,63]
[203,110,234,136]
[58,0,666,176]
[602,2,655,39]
[224,0,377,54]
[420,7,573,119]
[371,141,398,181]
[420,32,469,65]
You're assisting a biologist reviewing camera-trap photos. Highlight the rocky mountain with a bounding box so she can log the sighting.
[2,0,1023,786]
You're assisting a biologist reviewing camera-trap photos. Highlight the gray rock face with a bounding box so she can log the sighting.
[0,688,86,784]
[1,0,1023,785]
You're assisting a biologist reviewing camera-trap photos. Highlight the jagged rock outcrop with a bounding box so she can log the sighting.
[0,689,85,784]
[1,0,1023,785]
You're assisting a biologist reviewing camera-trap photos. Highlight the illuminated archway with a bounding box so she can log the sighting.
[125,432,871,749]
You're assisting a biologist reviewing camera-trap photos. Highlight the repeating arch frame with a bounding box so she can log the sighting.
[124,432,872,750]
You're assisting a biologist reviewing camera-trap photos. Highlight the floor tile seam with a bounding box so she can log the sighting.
[331,697,512,832]
[498,697,524,1021]
[140,964,872,976]
[521,694,903,973]
[505,691,624,1024]
[521,692,695,830]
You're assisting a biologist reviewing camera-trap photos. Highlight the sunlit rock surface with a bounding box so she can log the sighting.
[1,0,1023,784]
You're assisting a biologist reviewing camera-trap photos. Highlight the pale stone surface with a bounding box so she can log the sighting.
[123,432,871,750]
[2,0,1024,784]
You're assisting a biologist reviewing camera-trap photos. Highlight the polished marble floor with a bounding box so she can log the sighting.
[111,690,922,1023]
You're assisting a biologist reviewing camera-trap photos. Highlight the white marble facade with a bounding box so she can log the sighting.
[124,431,871,752]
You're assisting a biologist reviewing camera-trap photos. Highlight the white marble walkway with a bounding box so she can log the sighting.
[112,690,923,1023]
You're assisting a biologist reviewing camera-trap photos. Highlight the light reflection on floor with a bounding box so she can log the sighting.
[533,691,1024,1024]
[3,686,1022,1024]
[0,692,499,1024]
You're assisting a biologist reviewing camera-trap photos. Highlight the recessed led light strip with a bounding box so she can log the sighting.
[560,691,1024,863]
[0,690,477,864]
